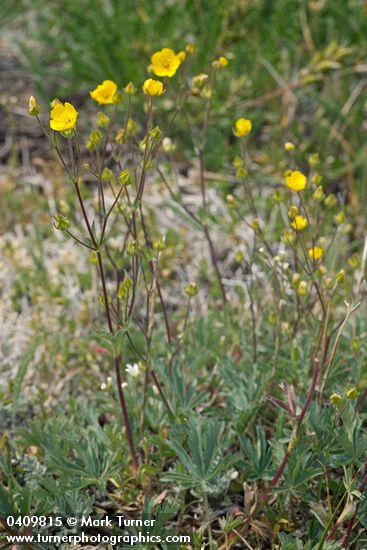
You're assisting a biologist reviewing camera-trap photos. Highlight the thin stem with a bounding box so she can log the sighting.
[254,359,319,515]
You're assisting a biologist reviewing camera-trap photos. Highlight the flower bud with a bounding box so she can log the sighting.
[292,273,300,287]
[288,205,299,219]
[101,168,113,181]
[348,253,360,269]
[193,73,209,87]
[118,168,132,186]
[313,185,325,201]
[226,194,237,208]
[89,129,103,145]
[272,190,284,203]
[89,251,98,265]
[284,141,295,151]
[162,137,175,153]
[324,276,334,289]
[334,211,345,224]
[282,229,295,245]
[126,240,139,256]
[54,214,71,231]
[250,218,260,231]
[28,96,40,116]
[297,281,308,296]
[97,112,110,127]
[124,82,137,95]
[346,387,358,400]
[186,43,197,55]
[185,282,198,297]
[308,153,320,166]
[153,236,166,251]
[330,393,342,406]
[118,275,133,299]
[149,126,162,141]
[235,250,244,263]
[325,194,337,208]
[312,173,323,185]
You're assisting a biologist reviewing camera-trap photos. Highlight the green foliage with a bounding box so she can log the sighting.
[162,416,238,494]
[2,2,367,548]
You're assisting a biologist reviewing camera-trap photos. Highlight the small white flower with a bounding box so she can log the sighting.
[125,363,140,378]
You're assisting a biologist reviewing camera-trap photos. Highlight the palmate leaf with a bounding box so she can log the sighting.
[162,469,200,489]
[239,426,273,481]
[163,416,238,491]
[164,440,199,480]
[187,417,205,477]
[203,420,223,474]
[0,486,14,517]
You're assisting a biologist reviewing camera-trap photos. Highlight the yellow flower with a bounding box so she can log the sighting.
[143,78,164,96]
[234,118,252,137]
[346,387,358,400]
[285,170,307,191]
[308,246,324,261]
[284,142,295,151]
[291,215,308,231]
[50,102,78,132]
[90,80,118,104]
[177,51,186,62]
[330,393,342,405]
[151,48,182,77]
[213,56,229,69]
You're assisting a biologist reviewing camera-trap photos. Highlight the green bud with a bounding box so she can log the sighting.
[185,282,198,297]
[272,190,284,203]
[89,251,98,265]
[149,126,162,141]
[235,250,244,263]
[90,129,103,145]
[54,214,71,231]
[325,194,337,208]
[313,185,325,201]
[101,168,113,181]
[153,236,166,251]
[97,112,110,127]
[118,168,132,186]
[28,96,40,116]
[124,82,137,95]
[126,240,139,256]
[118,275,133,299]
[308,153,320,166]
[348,253,360,269]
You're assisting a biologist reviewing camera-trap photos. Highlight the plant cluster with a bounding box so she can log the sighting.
[1,29,367,550]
